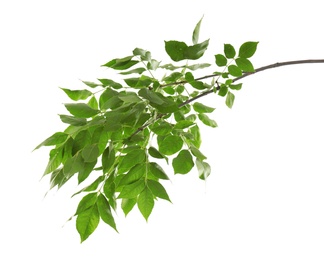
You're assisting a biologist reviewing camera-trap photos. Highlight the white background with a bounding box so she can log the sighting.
[1,0,324,259]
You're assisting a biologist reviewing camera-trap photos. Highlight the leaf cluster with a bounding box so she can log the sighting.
[35,17,258,242]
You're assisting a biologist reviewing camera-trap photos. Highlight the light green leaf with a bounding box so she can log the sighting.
[82,81,102,88]
[76,204,100,243]
[238,41,259,58]
[172,149,194,174]
[229,83,243,90]
[193,102,215,113]
[98,78,123,89]
[121,198,137,216]
[150,121,173,136]
[34,132,69,150]
[72,176,103,197]
[188,125,202,148]
[147,180,171,202]
[225,91,235,108]
[118,163,146,186]
[59,115,87,126]
[64,103,99,118]
[118,92,142,103]
[185,63,211,70]
[215,54,227,66]
[198,114,218,127]
[149,162,169,180]
[192,16,203,45]
[119,67,146,75]
[118,148,146,174]
[196,159,211,180]
[60,88,93,101]
[102,56,139,70]
[75,192,98,215]
[235,57,255,72]
[228,65,242,77]
[43,147,63,175]
[158,135,183,155]
[190,146,207,161]
[224,43,236,58]
[118,178,146,199]
[137,187,154,221]
[97,194,118,232]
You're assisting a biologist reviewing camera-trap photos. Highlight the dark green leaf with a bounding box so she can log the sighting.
[225,91,235,109]
[158,135,183,155]
[174,120,195,129]
[138,88,165,105]
[165,40,188,62]
[72,130,91,155]
[99,88,120,110]
[118,178,146,199]
[148,147,165,159]
[63,153,84,176]
[137,187,154,221]
[192,16,203,44]
[198,114,218,127]
[124,76,153,89]
[102,145,115,174]
[147,180,171,202]
[235,57,255,72]
[97,194,118,231]
[118,91,142,103]
[76,204,100,242]
[193,102,215,113]
[118,148,146,174]
[102,56,139,70]
[228,65,242,77]
[185,39,209,60]
[185,72,206,90]
[215,54,227,66]
[196,159,211,180]
[172,149,194,174]
[78,161,97,184]
[64,103,99,118]
[34,132,69,150]
[218,85,228,96]
[121,198,137,216]
[224,44,236,58]
[163,72,183,83]
[238,41,258,58]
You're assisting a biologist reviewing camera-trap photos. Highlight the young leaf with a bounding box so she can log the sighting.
[235,57,255,72]
[60,88,93,101]
[97,194,118,232]
[192,16,203,45]
[34,132,69,150]
[172,149,194,174]
[76,204,100,243]
[147,180,171,202]
[137,187,154,221]
[224,44,236,58]
[196,159,211,180]
[193,102,215,113]
[64,103,99,118]
[198,114,218,128]
[158,135,183,155]
[225,91,235,109]
[238,41,259,58]
[215,54,227,67]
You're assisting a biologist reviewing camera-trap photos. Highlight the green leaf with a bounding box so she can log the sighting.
[102,56,139,70]
[149,162,169,180]
[235,57,255,72]
[229,83,243,90]
[59,115,87,126]
[97,194,118,232]
[63,153,84,176]
[238,41,258,58]
[118,178,146,199]
[64,103,99,118]
[224,44,236,58]
[118,92,142,103]
[118,148,146,174]
[60,88,92,101]
[118,163,146,186]
[185,72,206,90]
[190,146,207,161]
[138,88,165,105]
[215,54,227,67]
[98,78,123,89]
[121,198,137,216]
[196,159,211,180]
[165,40,188,62]
[78,161,97,184]
[185,39,209,60]
[218,85,228,97]
[185,63,211,70]
[188,125,201,148]
[148,147,166,160]
[228,65,242,77]
[82,81,102,88]
[124,76,153,89]
[174,120,195,129]
[137,187,154,221]
[72,130,91,155]
[88,96,99,110]
[198,114,217,127]
[76,204,100,242]
[43,147,63,175]
[75,192,98,215]
[225,91,235,109]
[158,135,183,155]
[119,67,146,75]
[193,102,215,113]
[147,180,171,202]
[163,72,183,83]
[150,121,173,136]
[192,16,203,44]
[81,144,99,162]
[34,132,69,150]
[172,149,194,174]
[72,176,103,197]
[102,145,115,174]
